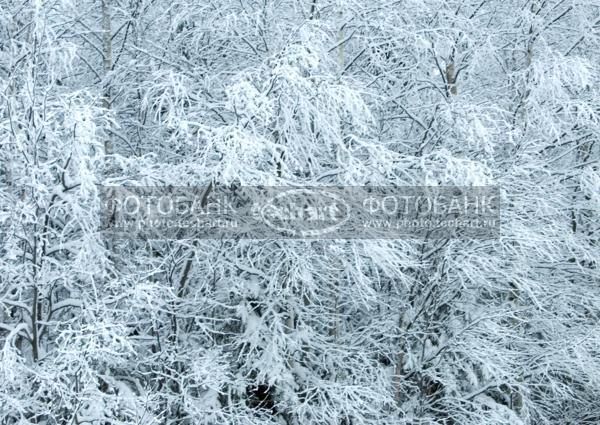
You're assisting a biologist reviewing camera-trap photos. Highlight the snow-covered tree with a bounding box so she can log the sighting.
[1,0,599,424]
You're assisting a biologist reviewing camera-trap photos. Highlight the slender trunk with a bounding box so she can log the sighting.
[31,286,39,362]
[337,10,344,72]
[31,226,40,362]
[101,0,113,155]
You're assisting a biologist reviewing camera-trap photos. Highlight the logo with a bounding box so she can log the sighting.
[258,188,351,237]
